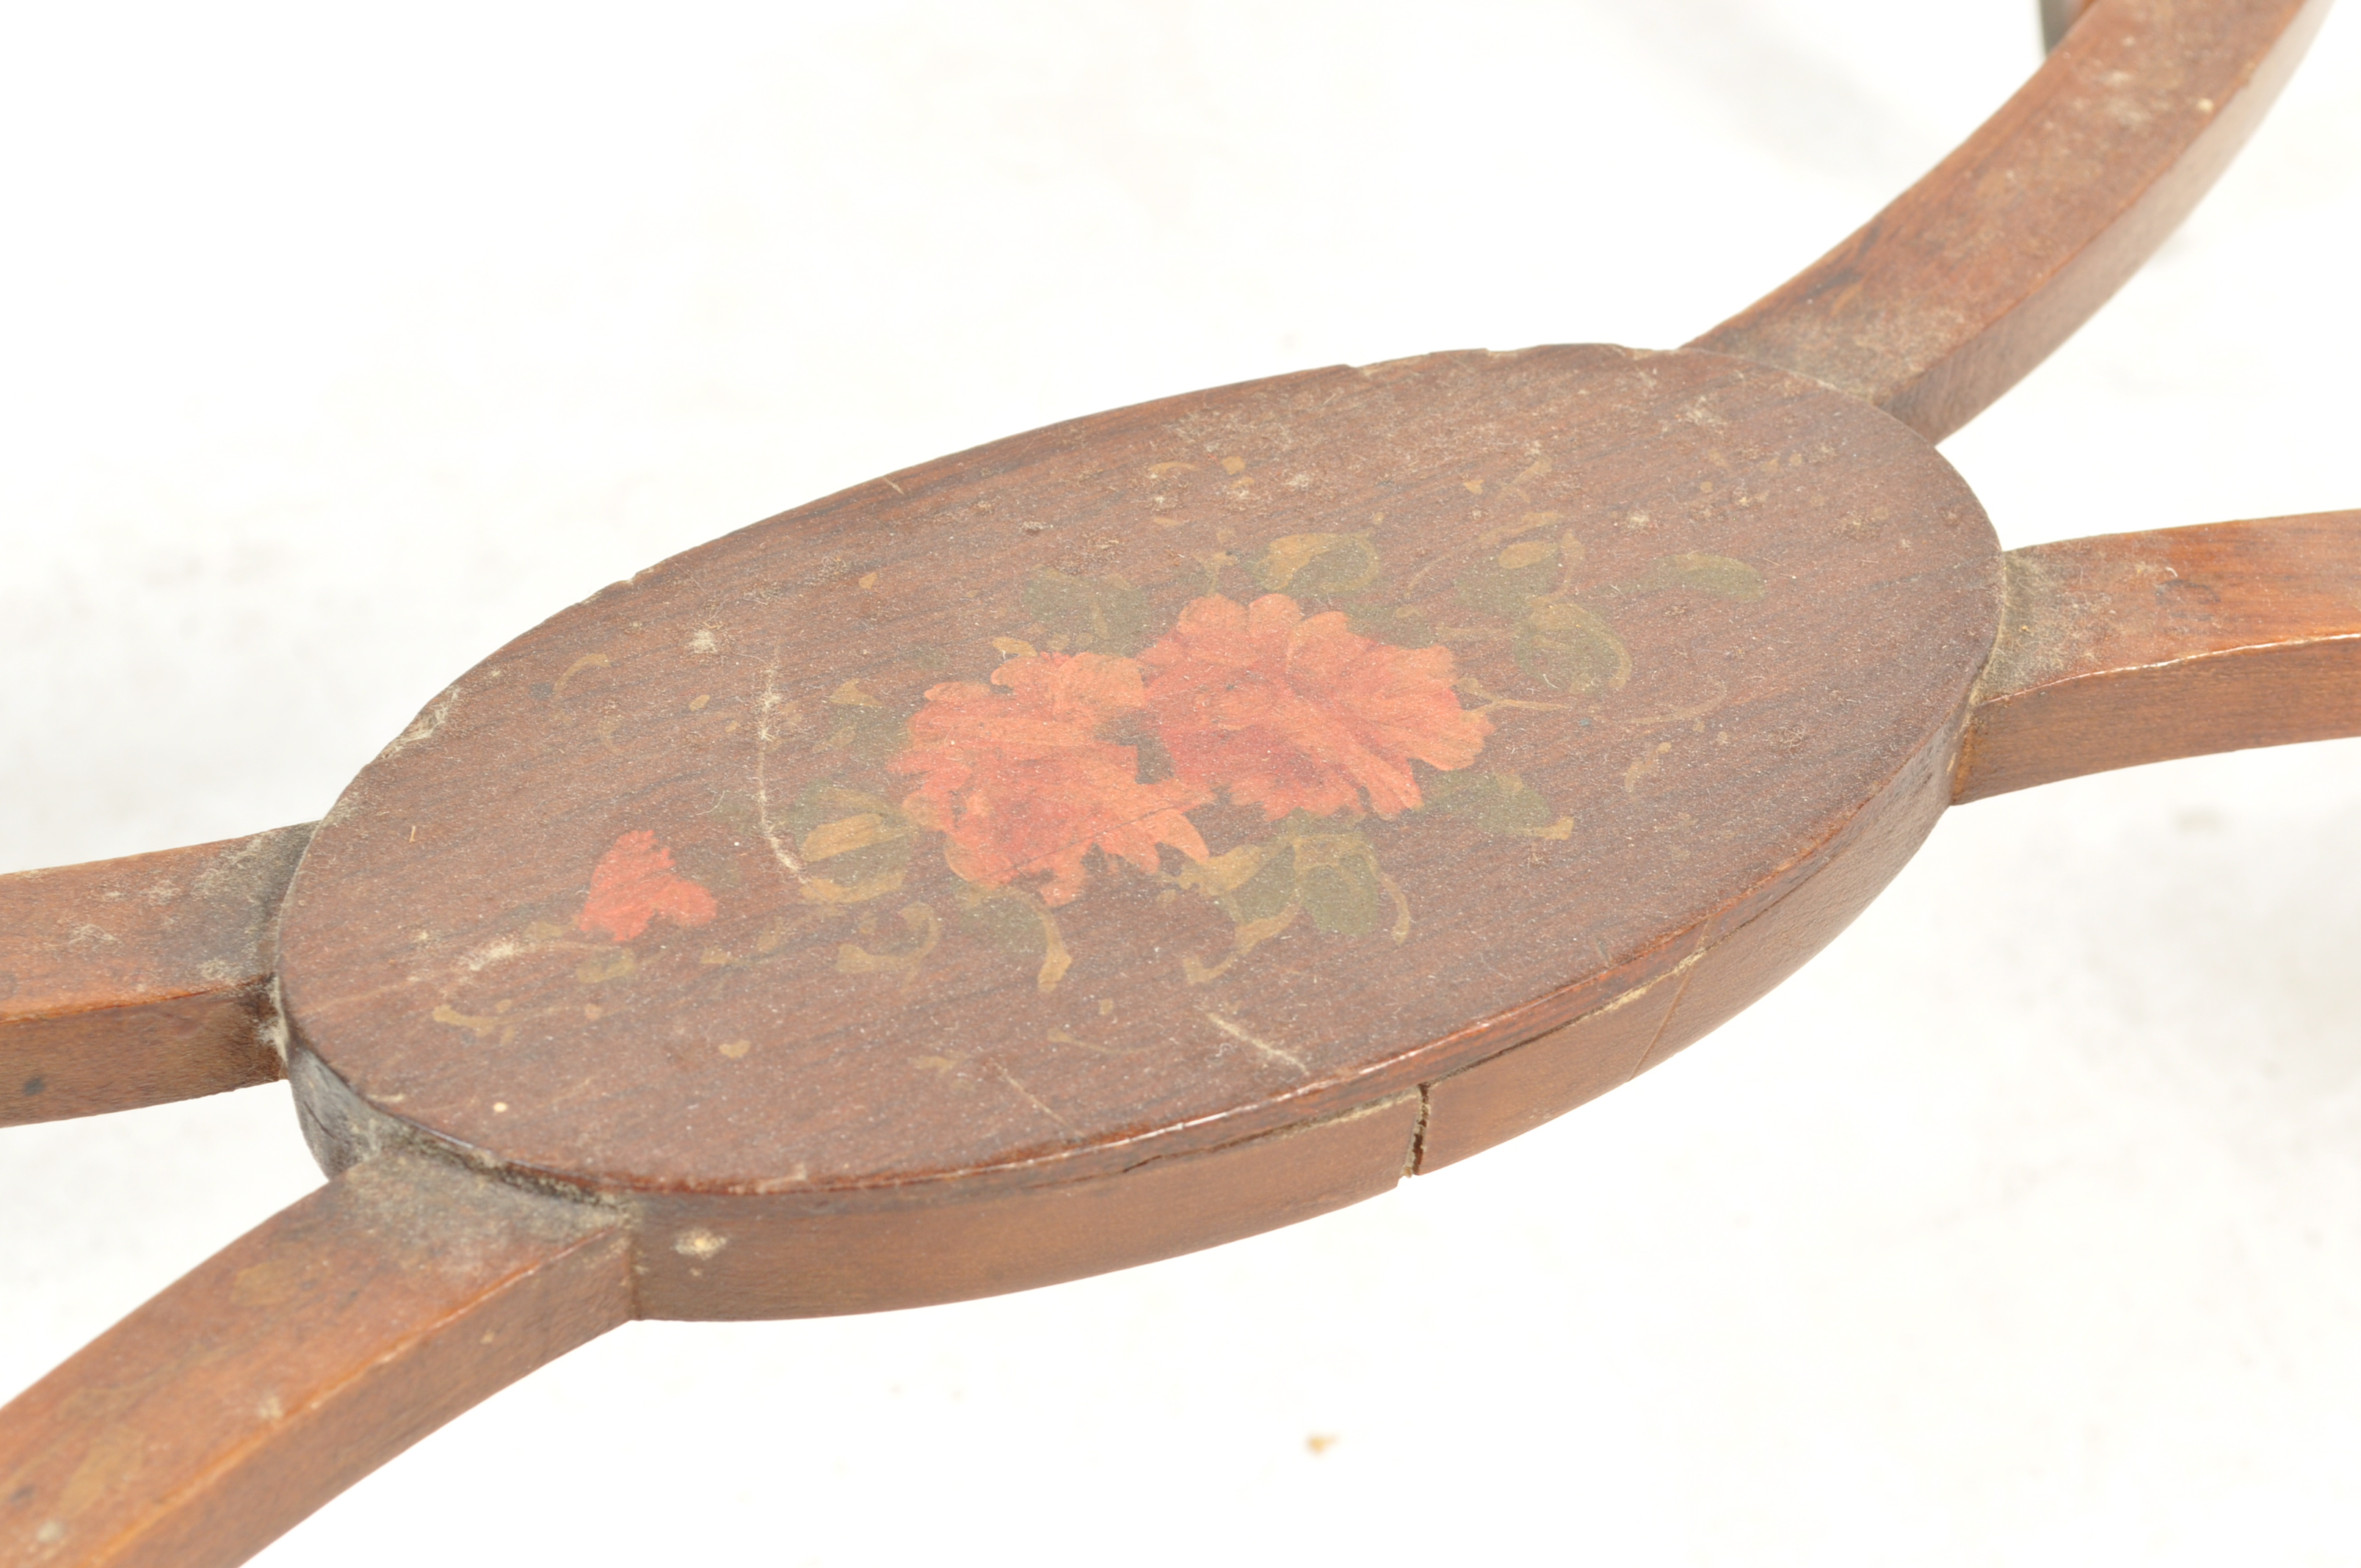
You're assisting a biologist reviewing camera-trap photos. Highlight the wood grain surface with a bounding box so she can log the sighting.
[1421,707,1960,1169]
[1693,0,2331,442]
[1956,509,2361,801]
[0,1152,629,1568]
[0,827,311,1128]
[275,343,1999,1315]
[3,6,2351,1561]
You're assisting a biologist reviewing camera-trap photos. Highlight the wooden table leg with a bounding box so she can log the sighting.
[1,827,313,1127]
[1954,510,2361,801]
[0,1152,631,1568]
[1692,0,2332,441]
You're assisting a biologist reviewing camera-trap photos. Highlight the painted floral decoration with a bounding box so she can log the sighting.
[577,830,717,943]
[438,476,1774,1068]
[1139,592,1490,822]
[893,650,1208,908]
[767,522,1763,992]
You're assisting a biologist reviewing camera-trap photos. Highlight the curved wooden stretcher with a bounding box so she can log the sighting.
[2,1,2352,1561]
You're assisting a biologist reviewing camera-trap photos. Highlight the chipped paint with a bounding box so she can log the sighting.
[673,1227,728,1260]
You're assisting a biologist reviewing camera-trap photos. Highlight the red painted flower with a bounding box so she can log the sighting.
[892,651,1208,907]
[578,830,718,942]
[1140,593,1491,820]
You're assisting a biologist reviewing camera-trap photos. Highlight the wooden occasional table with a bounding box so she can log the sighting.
[4,3,2355,1562]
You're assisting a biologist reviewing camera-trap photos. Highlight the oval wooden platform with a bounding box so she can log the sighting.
[276,344,1999,1316]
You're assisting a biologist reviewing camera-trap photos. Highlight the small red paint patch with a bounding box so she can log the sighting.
[578,830,718,943]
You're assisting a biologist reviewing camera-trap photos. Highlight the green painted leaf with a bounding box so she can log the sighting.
[1176,839,1297,926]
[1648,553,1766,600]
[1298,854,1385,936]
[1456,542,1560,617]
[1423,769,1570,838]
[1512,601,1631,694]
[1021,568,1150,654]
[1226,846,1300,925]
[960,891,1046,956]
[1277,824,1391,936]
[1252,533,1380,595]
[787,779,914,884]
[1188,816,1405,938]
[785,780,897,836]
[814,702,909,761]
[1348,603,1437,648]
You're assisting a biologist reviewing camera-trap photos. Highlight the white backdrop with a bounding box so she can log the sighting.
[4,3,2359,1563]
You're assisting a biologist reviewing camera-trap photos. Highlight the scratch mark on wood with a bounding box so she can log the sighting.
[1199,1009,1307,1075]
[990,1061,1078,1139]
[752,662,813,893]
